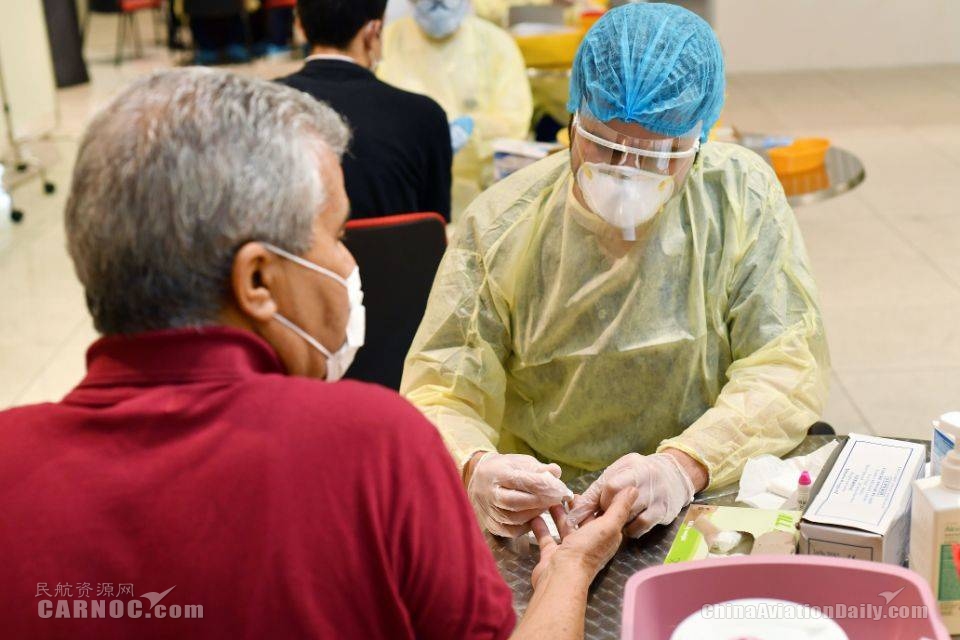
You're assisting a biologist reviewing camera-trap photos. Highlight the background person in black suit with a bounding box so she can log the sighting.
[278,0,452,221]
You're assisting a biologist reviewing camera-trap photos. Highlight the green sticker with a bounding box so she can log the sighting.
[938,544,960,601]
[664,524,704,563]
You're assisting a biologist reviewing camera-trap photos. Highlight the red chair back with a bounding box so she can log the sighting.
[119,0,162,12]
[261,0,296,8]
[342,213,447,390]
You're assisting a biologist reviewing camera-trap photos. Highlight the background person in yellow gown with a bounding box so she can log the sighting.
[401,3,830,539]
[379,0,533,218]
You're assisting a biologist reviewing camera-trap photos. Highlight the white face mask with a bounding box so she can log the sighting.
[576,163,675,241]
[413,0,468,39]
[262,243,366,382]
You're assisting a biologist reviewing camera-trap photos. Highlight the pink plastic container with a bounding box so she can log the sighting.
[622,556,949,639]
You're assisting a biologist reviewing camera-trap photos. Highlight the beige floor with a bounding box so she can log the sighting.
[2,25,958,440]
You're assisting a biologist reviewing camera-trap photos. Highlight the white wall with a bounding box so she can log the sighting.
[0,0,58,140]
[713,0,960,73]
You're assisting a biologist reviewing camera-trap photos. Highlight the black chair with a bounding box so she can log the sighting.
[343,213,447,390]
[182,0,253,60]
[808,422,836,436]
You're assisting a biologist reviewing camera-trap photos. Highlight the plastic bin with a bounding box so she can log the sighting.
[622,555,949,639]
[514,29,585,68]
[768,137,831,175]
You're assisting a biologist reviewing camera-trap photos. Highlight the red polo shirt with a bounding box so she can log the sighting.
[0,327,515,639]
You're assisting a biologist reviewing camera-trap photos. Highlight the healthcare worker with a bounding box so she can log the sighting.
[402,3,830,538]
[378,0,533,217]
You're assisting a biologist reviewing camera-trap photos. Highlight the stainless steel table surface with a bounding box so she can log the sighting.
[486,435,923,639]
[735,139,866,208]
[771,147,866,208]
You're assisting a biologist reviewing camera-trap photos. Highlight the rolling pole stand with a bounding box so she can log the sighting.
[2,132,56,225]
[0,63,56,224]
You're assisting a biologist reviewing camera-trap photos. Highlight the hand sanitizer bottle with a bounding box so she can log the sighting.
[911,439,960,633]
[933,412,960,475]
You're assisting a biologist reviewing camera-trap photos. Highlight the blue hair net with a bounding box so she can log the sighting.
[568,3,725,142]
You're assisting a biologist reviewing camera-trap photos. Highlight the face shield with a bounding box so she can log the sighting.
[571,105,702,240]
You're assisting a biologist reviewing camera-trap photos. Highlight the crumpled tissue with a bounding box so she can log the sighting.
[736,440,840,509]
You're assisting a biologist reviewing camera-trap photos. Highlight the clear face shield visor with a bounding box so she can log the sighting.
[572,106,702,180]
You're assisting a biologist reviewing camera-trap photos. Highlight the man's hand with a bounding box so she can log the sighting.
[467,452,572,538]
[530,487,638,590]
[567,452,697,538]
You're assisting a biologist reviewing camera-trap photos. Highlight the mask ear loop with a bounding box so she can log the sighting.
[272,313,335,359]
[261,242,350,288]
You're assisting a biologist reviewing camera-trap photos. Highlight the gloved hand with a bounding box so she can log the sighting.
[449,116,474,154]
[467,452,573,538]
[567,453,695,538]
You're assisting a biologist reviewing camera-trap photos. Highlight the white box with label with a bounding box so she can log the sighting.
[798,433,926,565]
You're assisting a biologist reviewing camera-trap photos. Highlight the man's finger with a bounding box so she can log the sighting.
[567,481,602,526]
[530,516,557,550]
[548,504,572,539]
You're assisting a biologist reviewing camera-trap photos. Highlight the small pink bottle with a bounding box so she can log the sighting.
[797,470,812,509]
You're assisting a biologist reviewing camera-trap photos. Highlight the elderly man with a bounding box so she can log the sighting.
[402,4,830,538]
[0,68,635,639]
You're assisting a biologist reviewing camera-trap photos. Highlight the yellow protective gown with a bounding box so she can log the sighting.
[401,143,830,488]
[378,16,533,219]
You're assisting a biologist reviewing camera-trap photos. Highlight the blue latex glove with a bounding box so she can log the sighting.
[449,116,475,154]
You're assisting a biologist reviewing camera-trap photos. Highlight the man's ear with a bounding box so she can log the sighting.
[231,242,280,323]
[366,19,384,47]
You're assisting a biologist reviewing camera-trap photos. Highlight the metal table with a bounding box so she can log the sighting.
[766,147,865,208]
[487,435,867,639]
[736,134,866,207]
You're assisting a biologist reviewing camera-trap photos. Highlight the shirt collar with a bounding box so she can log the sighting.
[304,53,362,65]
[65,327,285,402]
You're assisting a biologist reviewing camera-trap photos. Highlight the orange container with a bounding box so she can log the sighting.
[579,10,605,30]
[514,29,585,68]
[767,138,831,176]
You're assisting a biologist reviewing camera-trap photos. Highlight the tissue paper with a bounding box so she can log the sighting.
[736,440,840,509]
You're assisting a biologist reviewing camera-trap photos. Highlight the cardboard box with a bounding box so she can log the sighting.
[799,433,925,565]
[491,139,563,182]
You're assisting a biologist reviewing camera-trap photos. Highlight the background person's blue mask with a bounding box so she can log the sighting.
[413,0,468,40]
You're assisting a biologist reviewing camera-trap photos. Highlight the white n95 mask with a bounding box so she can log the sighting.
[572,109,700,241]
[413,0,468,39]
[261,243,366,382]
[576,163,675,241]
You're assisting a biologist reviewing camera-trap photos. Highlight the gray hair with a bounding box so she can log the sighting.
[65,67,350,335]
